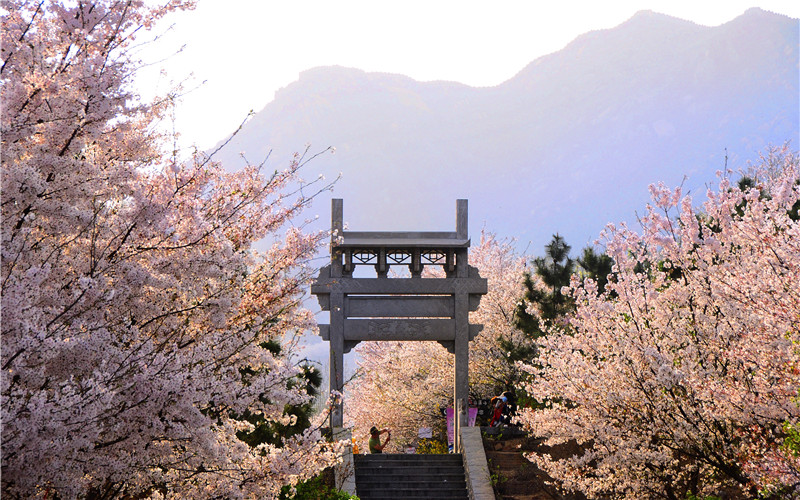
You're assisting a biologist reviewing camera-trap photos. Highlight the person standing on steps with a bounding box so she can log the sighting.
[489,392,508,427]
[502,389,518,426]
[369,426,391,453]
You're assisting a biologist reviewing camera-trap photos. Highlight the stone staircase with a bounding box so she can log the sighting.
[482,427,586,500]
[354,453,469,499]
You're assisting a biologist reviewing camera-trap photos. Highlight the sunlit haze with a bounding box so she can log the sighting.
[136,1,800,151]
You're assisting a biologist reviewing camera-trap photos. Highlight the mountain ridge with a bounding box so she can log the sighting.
[215,8,798,252]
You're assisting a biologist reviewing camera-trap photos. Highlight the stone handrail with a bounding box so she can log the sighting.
[459,425,494,500]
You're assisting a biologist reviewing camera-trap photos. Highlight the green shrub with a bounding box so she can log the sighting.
[279,473,359,500]
[416,438,449,454]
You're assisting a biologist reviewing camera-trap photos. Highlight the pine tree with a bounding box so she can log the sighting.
[235,340,324,448]
[511,236,614,358]
[577,246,615,294]
[514,234,575,345]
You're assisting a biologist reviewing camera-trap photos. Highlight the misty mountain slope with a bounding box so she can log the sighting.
[213,8,798,251]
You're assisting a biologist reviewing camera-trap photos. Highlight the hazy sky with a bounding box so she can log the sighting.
[137,1,800,151]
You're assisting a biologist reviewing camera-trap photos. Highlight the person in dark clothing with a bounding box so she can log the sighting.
[501,389,518,425]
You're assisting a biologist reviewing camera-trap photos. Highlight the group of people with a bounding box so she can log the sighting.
[363,388,516,454]
[488,389,517,427]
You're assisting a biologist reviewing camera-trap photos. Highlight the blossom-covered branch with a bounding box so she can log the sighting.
[2,1,340,498]
[517,147,800,498]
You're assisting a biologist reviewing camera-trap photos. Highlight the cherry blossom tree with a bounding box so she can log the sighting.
[517,147,800,499]
[468,232,533,393]
[345,232,529,449]
[1,1,341,498]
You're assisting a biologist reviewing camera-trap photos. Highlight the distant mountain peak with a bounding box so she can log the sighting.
[625,7,794,28]
[614,8,702,32]
[216,8,798,253]
[287,65,423,94]
[298,65,365,81]
[740,6,795,19]
[627,9,687,22]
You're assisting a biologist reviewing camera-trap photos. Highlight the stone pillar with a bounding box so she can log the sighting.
[375,248,388,278]
[330,199,344,428]
[456,199,468,241]
[329,292,344,429]
[453,199,469,452]
[454,290,469,452]
[331,199,343,275]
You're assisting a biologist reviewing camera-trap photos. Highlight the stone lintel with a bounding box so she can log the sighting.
[346,295,453,318]
[316,290,483,313]
[338,235,470,248]
[311,276,488,296]
[316,320,483,342]
[349,318,454,341]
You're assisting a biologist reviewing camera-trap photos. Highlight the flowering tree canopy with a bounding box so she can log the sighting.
[518,148,800,499]
[1,1,340,498]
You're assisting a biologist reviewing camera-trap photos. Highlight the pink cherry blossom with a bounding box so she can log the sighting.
[1,1,341,498]
[517,147,800,498]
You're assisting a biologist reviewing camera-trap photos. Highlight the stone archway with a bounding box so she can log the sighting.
[311,199,487,451]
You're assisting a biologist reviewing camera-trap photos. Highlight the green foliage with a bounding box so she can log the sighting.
[504,234,579,406]
[685,494,722,500]
[528,234,576,322]
[514,234,576,348]
[490,470,507,487]
[783,422,800,457]
[577,246,615,294]
[278,474,359,500]
[735,175,800,221]
[515,391,549,411]
[486,459,508,488]
[261,338,283,355]
[236,341,323,449]
[237,364,322,448]
[415,438,448,454]
[509,236,616,407]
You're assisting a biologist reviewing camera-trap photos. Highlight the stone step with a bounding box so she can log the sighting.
[355,452,462,458]
[355,486,468,498]
[354,453,468,500]
[502,482,545,495]
[356,481,466,491]
[355,453,463,463]
[355,464,465,472]
[356,475,467,489]
[356,471,464,483]
[360,496,467,500]
[486,450,529,468]
[355,460,465,469]
[484,437,528,451]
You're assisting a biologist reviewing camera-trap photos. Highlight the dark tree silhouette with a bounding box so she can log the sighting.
[577,246,614,294]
